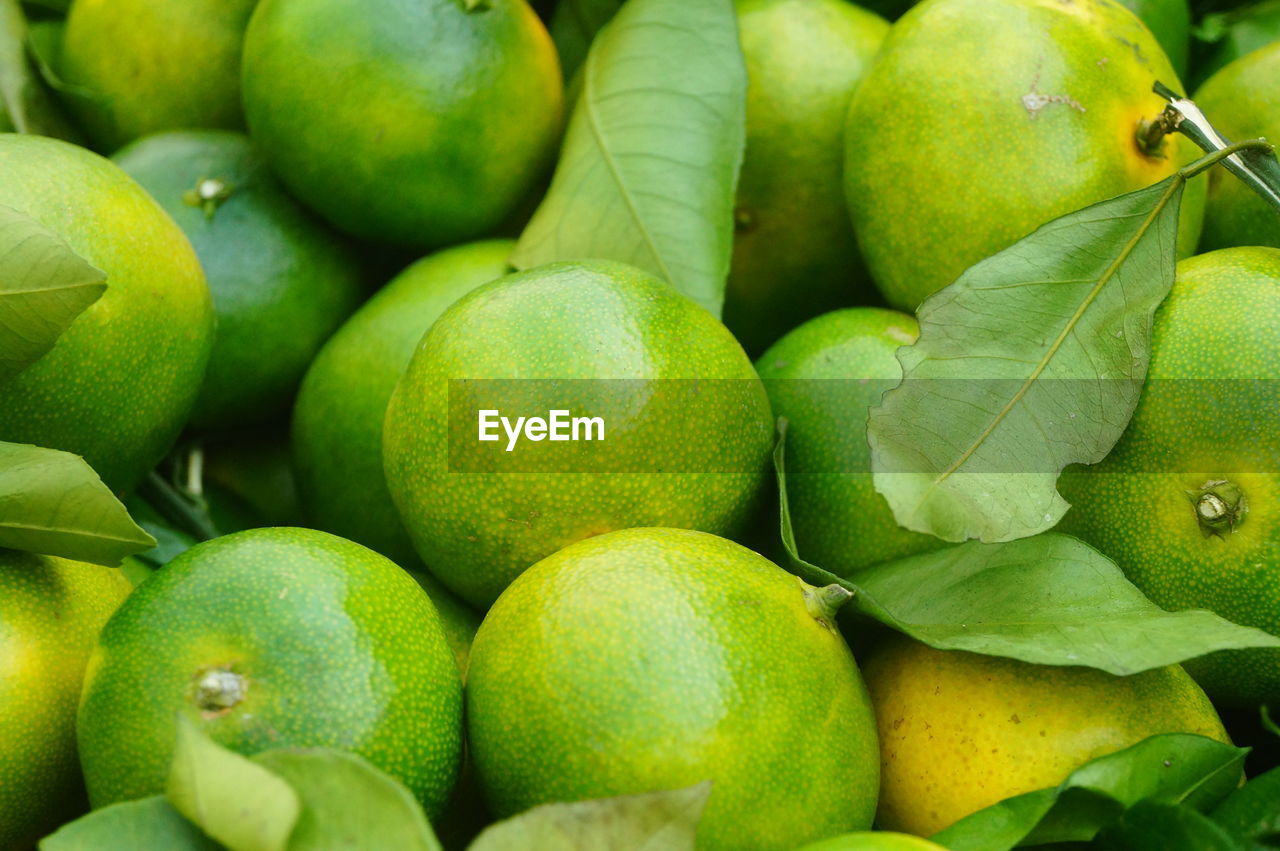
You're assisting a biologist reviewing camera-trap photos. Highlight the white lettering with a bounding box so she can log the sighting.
[478,410,500,442]
[502,416,526,452]
[573,416,605,441]
[481,410,606,451]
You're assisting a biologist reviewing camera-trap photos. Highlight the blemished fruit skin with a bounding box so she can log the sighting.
[1118,0,1191,78]
[466,528,881,850]
[864,636,1231,836]
[0,552,132,850]
[796,833,949,851]
[843,0,1206,311]
[241,0,563,249]
[1058,247,1280,706]
[0,134,214,494]
[1193,42,1280,252]
[384,260,775,609]
[756,308,941,574]
[292,240,515,570]
[77,528,464,816]
[59,0,256,151]
[723,0,889,355]
[114,131,366,431]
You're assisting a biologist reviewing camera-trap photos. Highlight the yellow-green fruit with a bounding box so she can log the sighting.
[293,241,514,569]
[864,636,1230,836]
[724,0,888,355]
[1194,42,1280,252]
[114,131,366,431]
[411,570,482,679]
[384,261,774,609]
[1058,247,1280,706]
[757,308,940,574]
[844,0,1205,310]
[77,528,463,814]
[60,0,256,151]
[467,528,880,850]
[0,552,131,849]
[241,0,563,248]
[797,833,949,851]
[0,134,214,493]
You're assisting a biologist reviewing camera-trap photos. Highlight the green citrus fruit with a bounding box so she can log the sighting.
[383,260,774,609]
[843,0,1205,310]
[77,528,463,814]
[1120,0,1191,79]
[864,636,1230,836]
[1191,0,1280,89]
[293,240,514,569]
[0,552,131,848]
[756,308,941,574]
[1058,247,1280,706]
[0,134,213,493]
[467,527,880,850]
[723,0,888,355]
[1193,42,1280,252]
[410,570,482,680]
[114,131,366,431]
[59,0,256,151]
[797,833,949,851]
[241,0,563,248]
[202,432,305,529]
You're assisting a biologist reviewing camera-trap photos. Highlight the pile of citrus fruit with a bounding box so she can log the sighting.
[2,0,1279,848]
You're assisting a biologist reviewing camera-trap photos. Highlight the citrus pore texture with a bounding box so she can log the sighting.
[723,0,888,355]
[1058,247,1280,706]
[383,260,774,609]
[0,553,131,849]
[293,240,514,570]
[843,0,1206,311]
[466,528,880,850]
[796,833,949,851]
[77,528,463,815]
[0,134,213,493]
[60,0,256,151]
[114,130,365,431]
[864,637,1229,836]
[1193,42,1280,252]
[757,308,941,575]
[241,0,563,248]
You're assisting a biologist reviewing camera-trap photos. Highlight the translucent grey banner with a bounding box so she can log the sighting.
[443,379,1279,473]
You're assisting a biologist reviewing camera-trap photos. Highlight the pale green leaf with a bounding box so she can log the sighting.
[510,0,746,316]
[39,797,219,851]
[0,202,105,381]
[469,782,711,851]
[0,441,155,565]
[166,718,300,851]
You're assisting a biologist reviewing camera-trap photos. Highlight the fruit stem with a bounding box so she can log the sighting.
[1185,479,1249,537]
[183,176,235,220]
[804,582,854,627]
[193,668,247,714]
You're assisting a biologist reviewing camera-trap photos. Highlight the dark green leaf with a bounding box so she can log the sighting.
[1211,766,1280,849]
[867,175,1185,543]
[125,493,198,570]
[510,0,746,316]
[0,202,105,381]
[0,441,155,565]
[0,0,81,139]
[468,782,710,851]
[166,718,300,851]
[1095,800,1244,850]
[549,0,623,79]
[773,421,1279,674]
[251,749,442,851]
[932,734,1247,851]
[39,796,220,851]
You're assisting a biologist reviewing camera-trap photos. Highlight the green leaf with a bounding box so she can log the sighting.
[0,0,82,140]
[0,441,155,565]
[867,175,1186,543]
[510,0,746,316]
[1095,800,1244,850]
[773,420,1279,674]
[167,718,300,851]
[1210,766,1280,849]
[251,749,442,851]
[468,782,711,851]
[39,796,220,851]
[549,0,623,80]
[932,734,1247,851]
[0,202,105,381]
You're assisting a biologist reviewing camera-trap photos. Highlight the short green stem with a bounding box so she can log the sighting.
[1179,138,1276,181]
[1185,479,1248,537]
[804,582,854,626]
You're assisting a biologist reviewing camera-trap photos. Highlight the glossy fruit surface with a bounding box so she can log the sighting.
[467,527,881,850]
